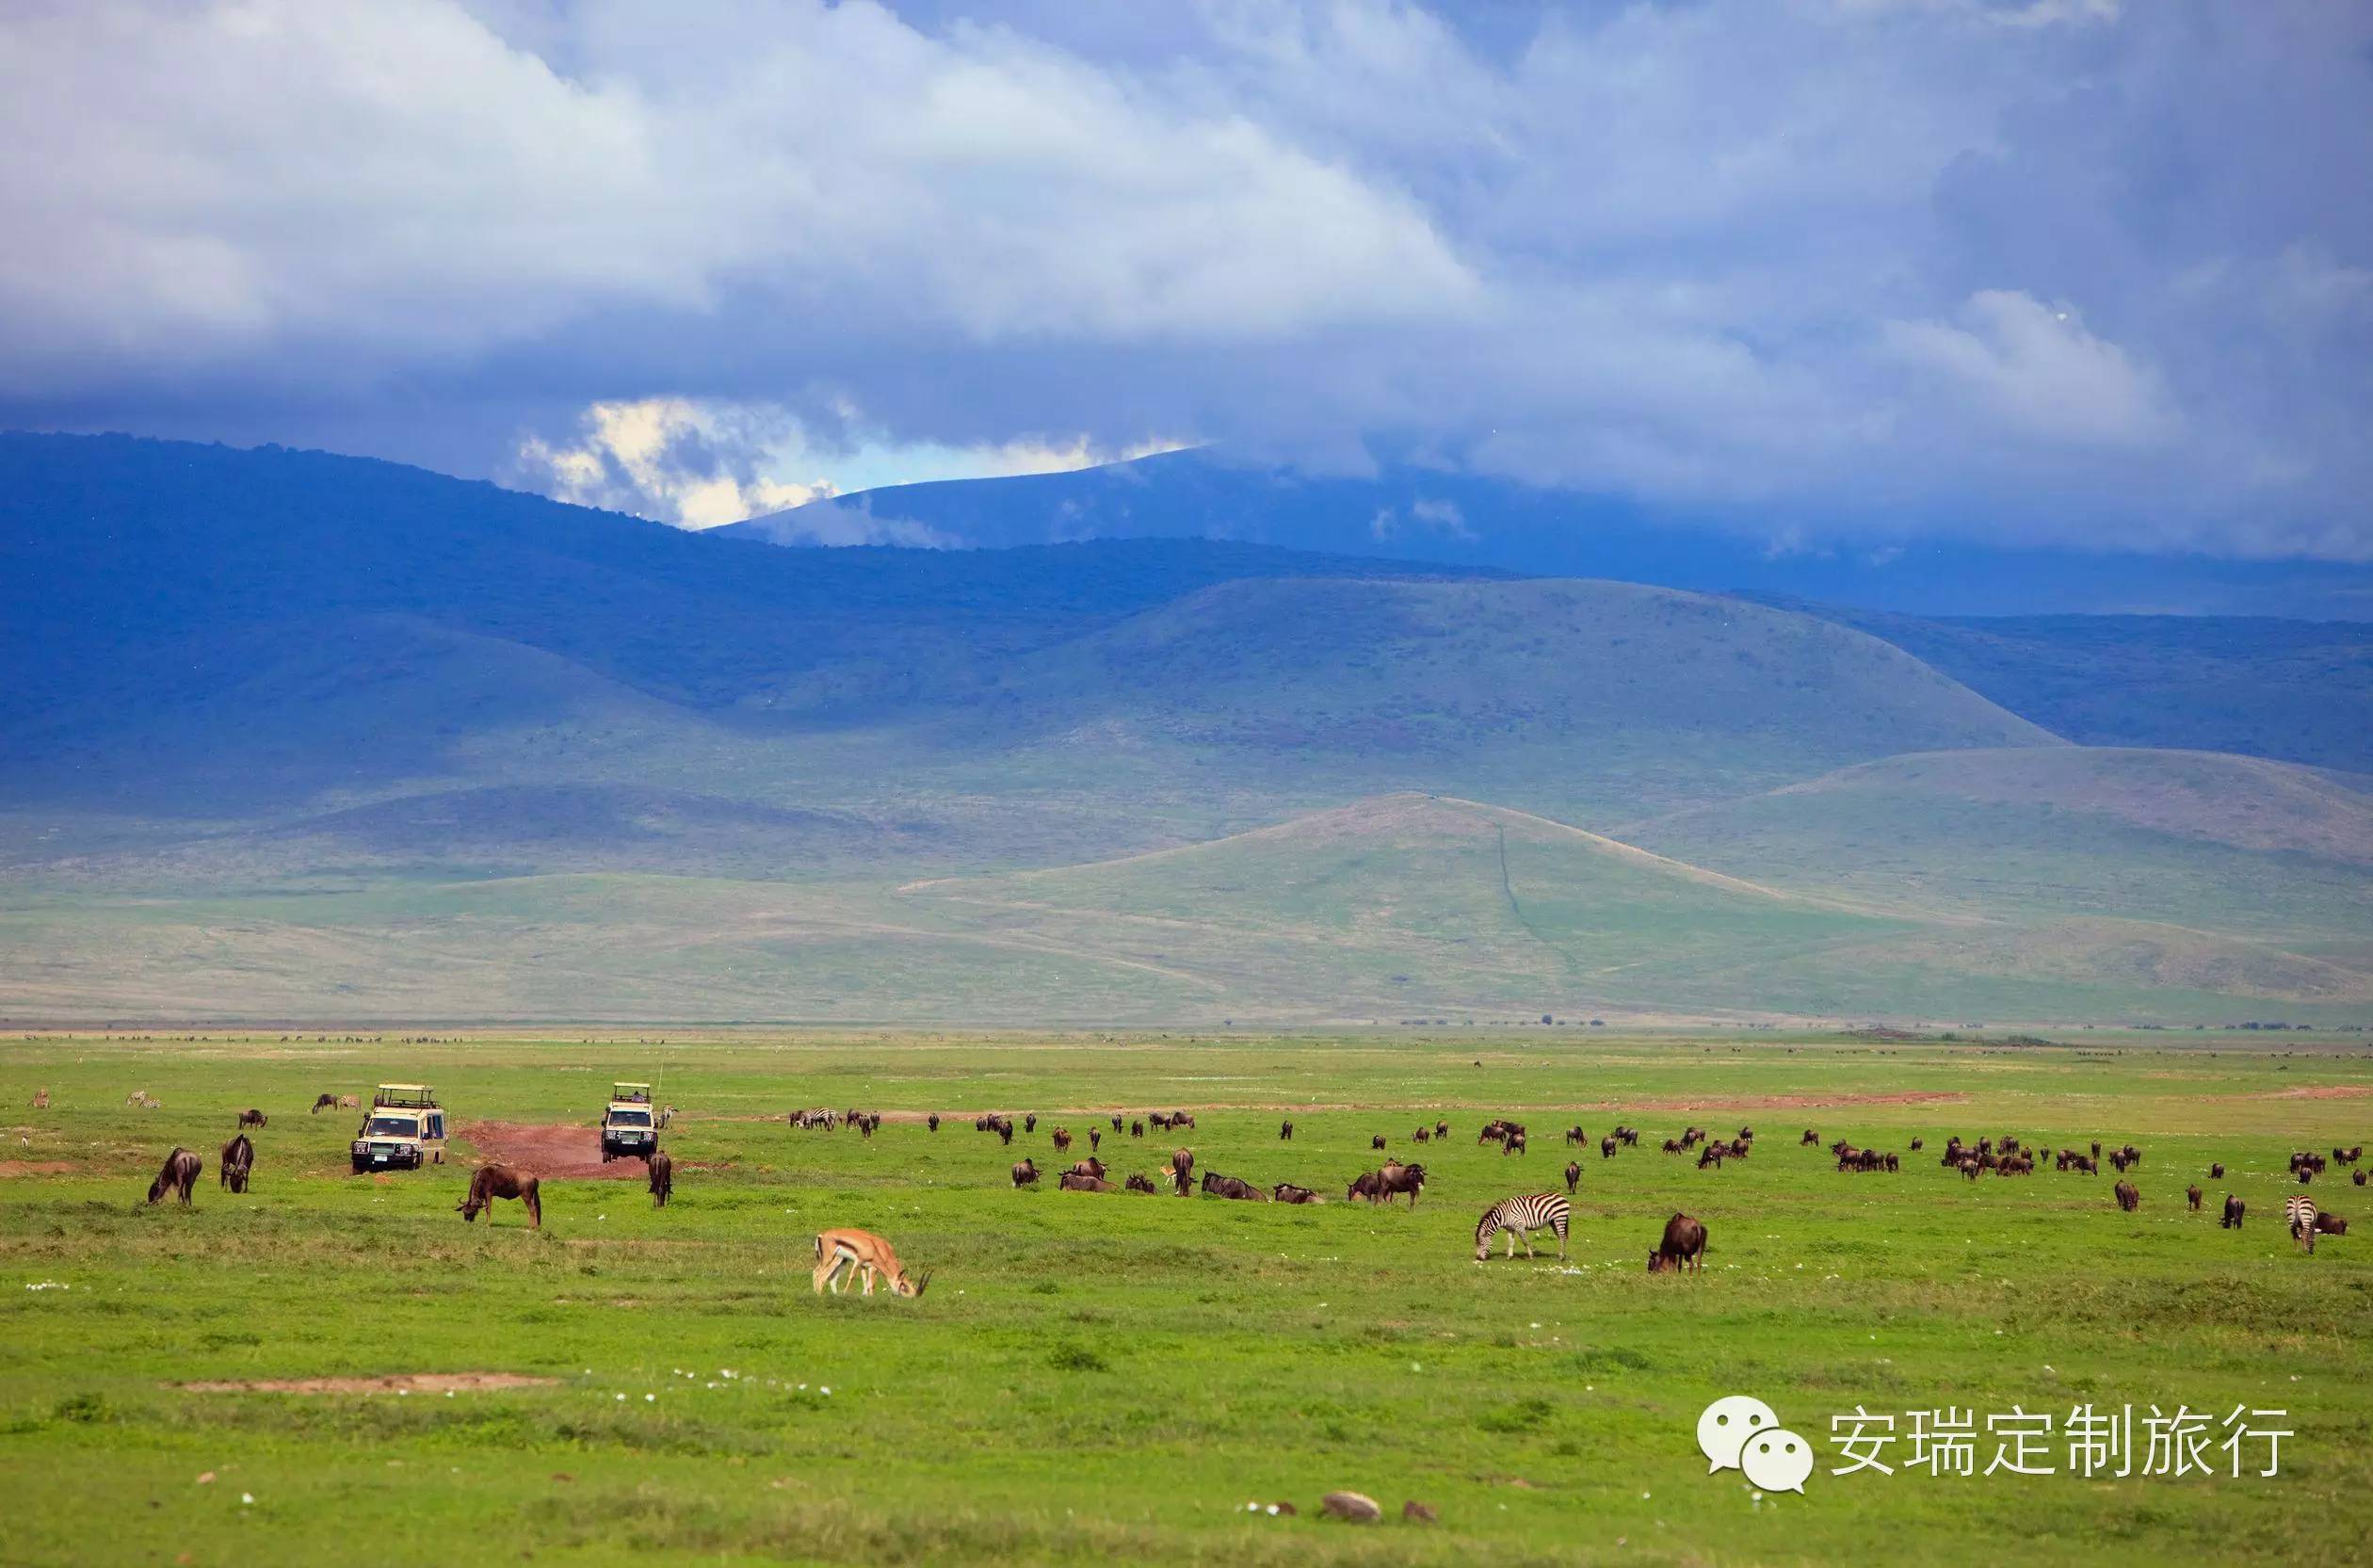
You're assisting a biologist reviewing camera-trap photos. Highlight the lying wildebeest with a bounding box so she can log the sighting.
[1200,1171,1267,1202]
[2221,1194,2246,1228]
[1272,1182,1320,1204]
[219,1133,253,1193]
[1125,1172,1158,1194]
[2187,1184,2203,1211]
[458,1164,541,1229]
[1011,1157,1040,1188]
[1066,1157,1107,1182]
[237,1108,267,1129]
[311,1092,338,1114]
[2314,1212,2349,1237]
[1648,1212,1706,1273]
[1059,1172,1115,1192]
[2114,1181,2140,1213]
[1280,1121,1294,1141]
[1564,1160,1581,1194]
[146,1147,202,1206]
[647,1149,673,1207]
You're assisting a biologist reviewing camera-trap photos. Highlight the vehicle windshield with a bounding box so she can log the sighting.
[363,1116,418,1137]
[608,1109,653,1128]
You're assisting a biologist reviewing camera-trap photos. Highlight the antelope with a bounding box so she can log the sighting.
[812,1228,931,1298]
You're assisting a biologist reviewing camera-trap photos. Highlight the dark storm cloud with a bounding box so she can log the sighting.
[0,0,2365,556]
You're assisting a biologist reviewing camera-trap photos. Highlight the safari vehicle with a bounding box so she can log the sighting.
[350,1084,446,1172]
[600,1082,659,1162]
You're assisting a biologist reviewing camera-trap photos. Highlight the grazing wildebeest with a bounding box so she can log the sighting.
[311,1092,337,1114]
[1272,1182,1319,1204]
[1052,1127,1073,1154]
[1130,1119,1144,1139]
[1171,1148,1194,1186]
[1599,1135,1615,1160]
[2220,1194,2246,1228]
[1375,1162,1427,1207]
[1200,1172,1267,1202]
[927,1113,940,1133]
[1125,1173,1159,1194]
[2210,1162,2225,1179]
[2114,1181,2140,1213]
[1011,1157,1040,1188]
[1563,1160,1581,1194]
[237,1108,267,1129]
[458,1165,542,1229]
[1372,1134,1387,1151]
[2357,1169,2368,1187]
[1025,1114,1038,1134]
[1908,1137,1923,1151]
[1504,1130,1527,1156]
[1434,1120,1448,1140]
[1565,1125,1588,1146]
[2314,1213,2349,1237]
[218,1133,254,1193]
[1648,1212,1707,1273]
[1413,1127,1430,1143]
[1090,1129,1102,1153]
[813,1229,930,1297]
[647,1150,674,1207]
[146,1148,202,1206]
[1059,1172,1116,1192]
[2187,1184,2203,1211]
[1280,1121,1294,1141]
[1801,1128,1819,1145]
[1109,1115,1122,1133]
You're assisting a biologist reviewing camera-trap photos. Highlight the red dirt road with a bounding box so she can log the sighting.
[457,1121,644,1180]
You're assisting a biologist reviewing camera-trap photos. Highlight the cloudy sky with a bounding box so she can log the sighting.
[3,0,2368,556]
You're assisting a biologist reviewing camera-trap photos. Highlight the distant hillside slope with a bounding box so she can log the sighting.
[1746,597,2373,771]
[728,445,2373,618]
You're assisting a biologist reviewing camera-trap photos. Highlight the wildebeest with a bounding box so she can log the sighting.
[1413,1127,1430,1143]
[1011,1157,1040,1187]
[1125,1173,1159,1194]
[458,1164,542,1228]
[1280,1121,1294,1140]
[1130,1119,1144,1139]
[1025,1114,1038,1134]
[1908,1137,1923,1151]
[1089,1128,1102,1153]
[2314,1212,2349,1237]
[1200,1171,1267,1202]
[2114,1181,2140,1213]
[1348,1170,1384,1204]
[1648,1212,1707,1273]
[1059,1172,1115,1192]
[1272,1182,1319,1204]
[1066,1157,1107,1182]
[311,1092,338,1114]
[1563,1160,1581,1193]
[647,1150,674,1207]
[1565,1125,1588,1146]
[2187,1184,2203,1211]
[1109,1115,1123,1133]
[1052,1127,1073,1154]
[1433,1120,1448,1140]
[2357,1169,2368,1187]
[1504,1130,1527,1156]
[219,1133,253,1193]
[927,1113,940,1133]
[1599,1135,1616,1159]
[2210,1162,2225,1179]
[2220,1194,2246,1228]
[147,1147,202,1205]
[1372,1134,1387,1150]
[1374,1162,1427,1207]
[1800,1127,1819,1145]
[237,1108,267,1128]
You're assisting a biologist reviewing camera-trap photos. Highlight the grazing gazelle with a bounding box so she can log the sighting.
[812,1228,932,1298]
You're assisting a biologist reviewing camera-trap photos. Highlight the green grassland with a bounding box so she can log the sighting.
[4,1030,2372,1565]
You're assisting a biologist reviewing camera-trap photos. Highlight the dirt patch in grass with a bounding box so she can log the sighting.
[175,1373,558,1394]
[2254,1085,2373,1100]
[457,1122,646,1180]
[0,1160,81,1176]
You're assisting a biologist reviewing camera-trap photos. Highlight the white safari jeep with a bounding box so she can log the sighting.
[600,1082,659,1162]
[350,1084,446,1172]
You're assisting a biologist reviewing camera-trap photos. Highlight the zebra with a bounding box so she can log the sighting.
[1474,1193,1570,1262]
[2286,1195,2320,1253]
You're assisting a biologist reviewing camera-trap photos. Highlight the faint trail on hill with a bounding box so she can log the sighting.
[1493,821,1576,976]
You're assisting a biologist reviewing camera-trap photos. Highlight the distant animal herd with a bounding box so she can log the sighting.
[23,1083,2355,1294]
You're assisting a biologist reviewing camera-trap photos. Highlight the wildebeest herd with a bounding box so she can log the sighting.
[101,1090,2362,1293]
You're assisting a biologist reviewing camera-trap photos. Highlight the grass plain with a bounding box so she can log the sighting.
[2,1029,2371,1566]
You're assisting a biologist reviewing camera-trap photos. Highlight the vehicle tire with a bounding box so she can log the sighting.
[350,1158,366,1174]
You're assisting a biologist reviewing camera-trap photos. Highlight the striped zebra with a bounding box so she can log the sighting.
[1475,1193,1570,1262]
[2286,1195,2320,1253]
